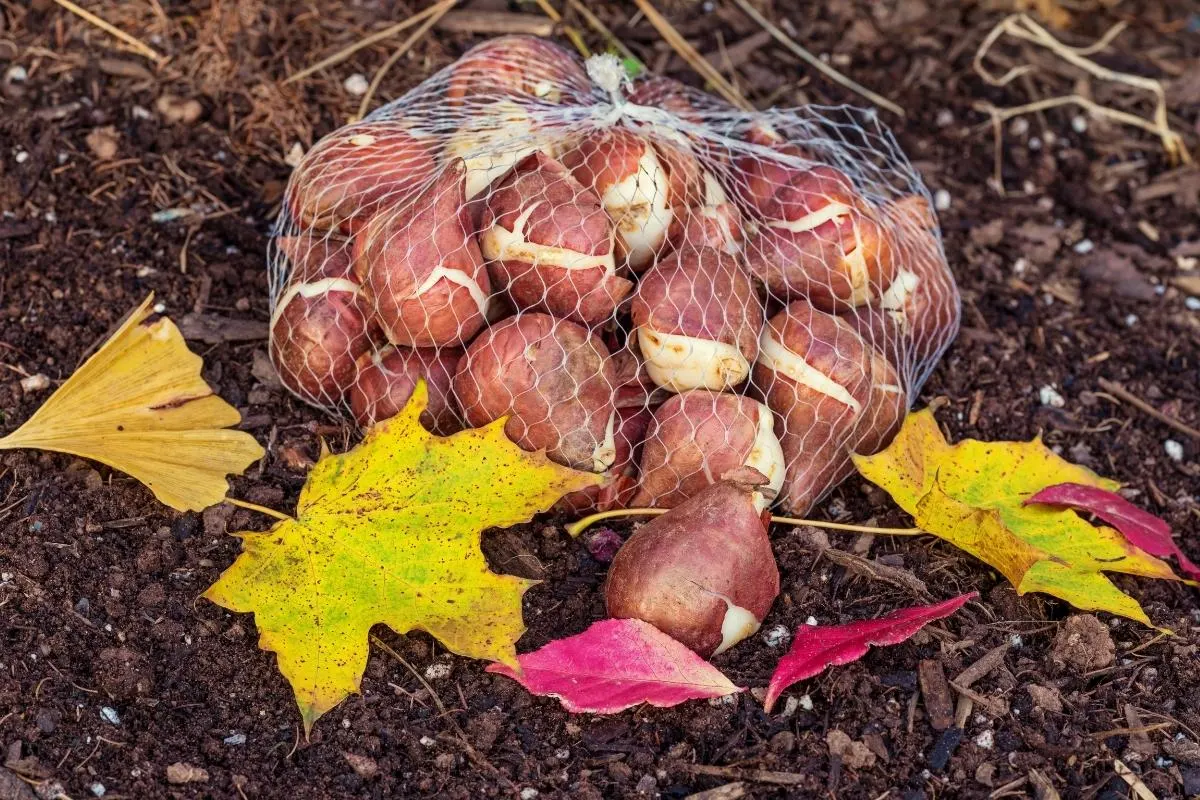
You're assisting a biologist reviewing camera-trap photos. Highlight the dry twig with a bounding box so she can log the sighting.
[729,0,904,117]
[51,0,164,63]
[630,0,752,111]
[1097,378,1200,440]
[284,3,447,85]
[355,0,457,121]
[973,13,1190,193]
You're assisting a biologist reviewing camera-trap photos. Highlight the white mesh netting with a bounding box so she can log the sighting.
[268,36,960,517]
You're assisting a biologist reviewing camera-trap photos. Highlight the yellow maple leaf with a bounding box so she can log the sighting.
[853,410,1183,626]
[0,294,264,512]
[203,382,602,733]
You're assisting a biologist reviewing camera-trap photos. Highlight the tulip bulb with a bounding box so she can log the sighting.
[355,160,491,348]
[632,247,763,392]
[605,468,780,657]
[480,152,631,326]
[633,390,783,512]
[349,345,462,433]
[453,313,617,472]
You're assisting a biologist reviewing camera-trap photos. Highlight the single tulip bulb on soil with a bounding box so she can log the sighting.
[453,313,618,472]
[349,345,463,433]
[605,467,780,657]
[752,300,872,515]
[355,159,491,348]
[633,390,783,512]
[480,151,632,326]
[631,246,763,393]
[285,122,438,235]
[740,163,898,312]
[270,274,374,407]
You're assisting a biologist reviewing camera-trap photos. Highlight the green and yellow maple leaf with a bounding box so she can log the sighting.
[853,410,1184,626]
[204,383,601,732]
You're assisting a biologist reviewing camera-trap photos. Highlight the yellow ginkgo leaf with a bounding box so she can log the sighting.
[0,294,265,511]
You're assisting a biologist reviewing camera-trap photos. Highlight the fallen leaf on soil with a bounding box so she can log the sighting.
[0,294,264,511]
[1026,482,1200,582]
[486,618,742,713]
[852,411,1186,626]
[204,383,600,732]
[763,593,975,712]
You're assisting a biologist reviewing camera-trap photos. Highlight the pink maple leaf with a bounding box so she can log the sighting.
[1026,482,1200,582]
[764,593,976,712]
[487,618,742,714]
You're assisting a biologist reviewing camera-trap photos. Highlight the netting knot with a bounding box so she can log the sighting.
[585,54,629,105]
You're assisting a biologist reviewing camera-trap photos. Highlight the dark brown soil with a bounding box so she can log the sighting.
[2,1,1199,798]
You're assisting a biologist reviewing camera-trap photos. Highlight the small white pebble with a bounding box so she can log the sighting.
[1071,115,1088,133]
[90,783,106,797]
[284,142,305,168]
[1028,137,1042,151]
[1125,313,1139,327]
[100,706,121,725]
[1009,634,1023,648]
[776,695,800,718]
[799,694,814,711]
[15,150,29,164]
[1044,131,1057,145]
[223,733,246,746]
[1185,296,1200,311]
[1164,440,1184,462]
[1008,117,1029,136]
[520,789,539,800]
[341,718,351,729]
[554,747,570,760]
[20,373,50,393]
[5,65,27,84]
[419,735,436,747]
[762,624,791,648]
[1073,239,1094,254]
[1038,385,1065,408]
[131,105,152,120]
[343,73,370,97]
[1012,257,1029,276]
[424,662,452,680]
[0,572,12,582]
[152,302,166,314]
[804,616,818,627]
[974,730,994,749]
[935,109,955,128]
[933,189,952,211]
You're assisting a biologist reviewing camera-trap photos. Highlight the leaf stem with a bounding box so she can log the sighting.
[225,497,294,523]
[567,508,924,537]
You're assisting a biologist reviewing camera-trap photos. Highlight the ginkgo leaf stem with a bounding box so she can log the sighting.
[566,508,925,537]
[225,497,294,523]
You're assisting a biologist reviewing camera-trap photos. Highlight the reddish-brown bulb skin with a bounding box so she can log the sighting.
[275,233,355,283]
[741,164,898,312]
[354,160,491,348]
[562,128,702,272]
[631,246,764,393]
[285,123,438,235]
[445,36,593,106]
[633,390,784,510]
[846,194,961,381]
[752,300,873,515]
[349,345,463,434]
[555,406,653,514]
[605,469,780,657]
[270,277,374,407]
[453,313,618,472]
[480,152,632,326]
[624,76,707,123]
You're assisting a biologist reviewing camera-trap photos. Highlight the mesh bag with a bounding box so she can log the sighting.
[269,36,960,516]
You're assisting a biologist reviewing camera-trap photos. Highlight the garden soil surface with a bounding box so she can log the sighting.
[2,1,1199,798]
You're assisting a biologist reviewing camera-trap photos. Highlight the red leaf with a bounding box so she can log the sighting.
[486,618,742,714]
[764,593,976,713]
[1026,483,1200,582]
